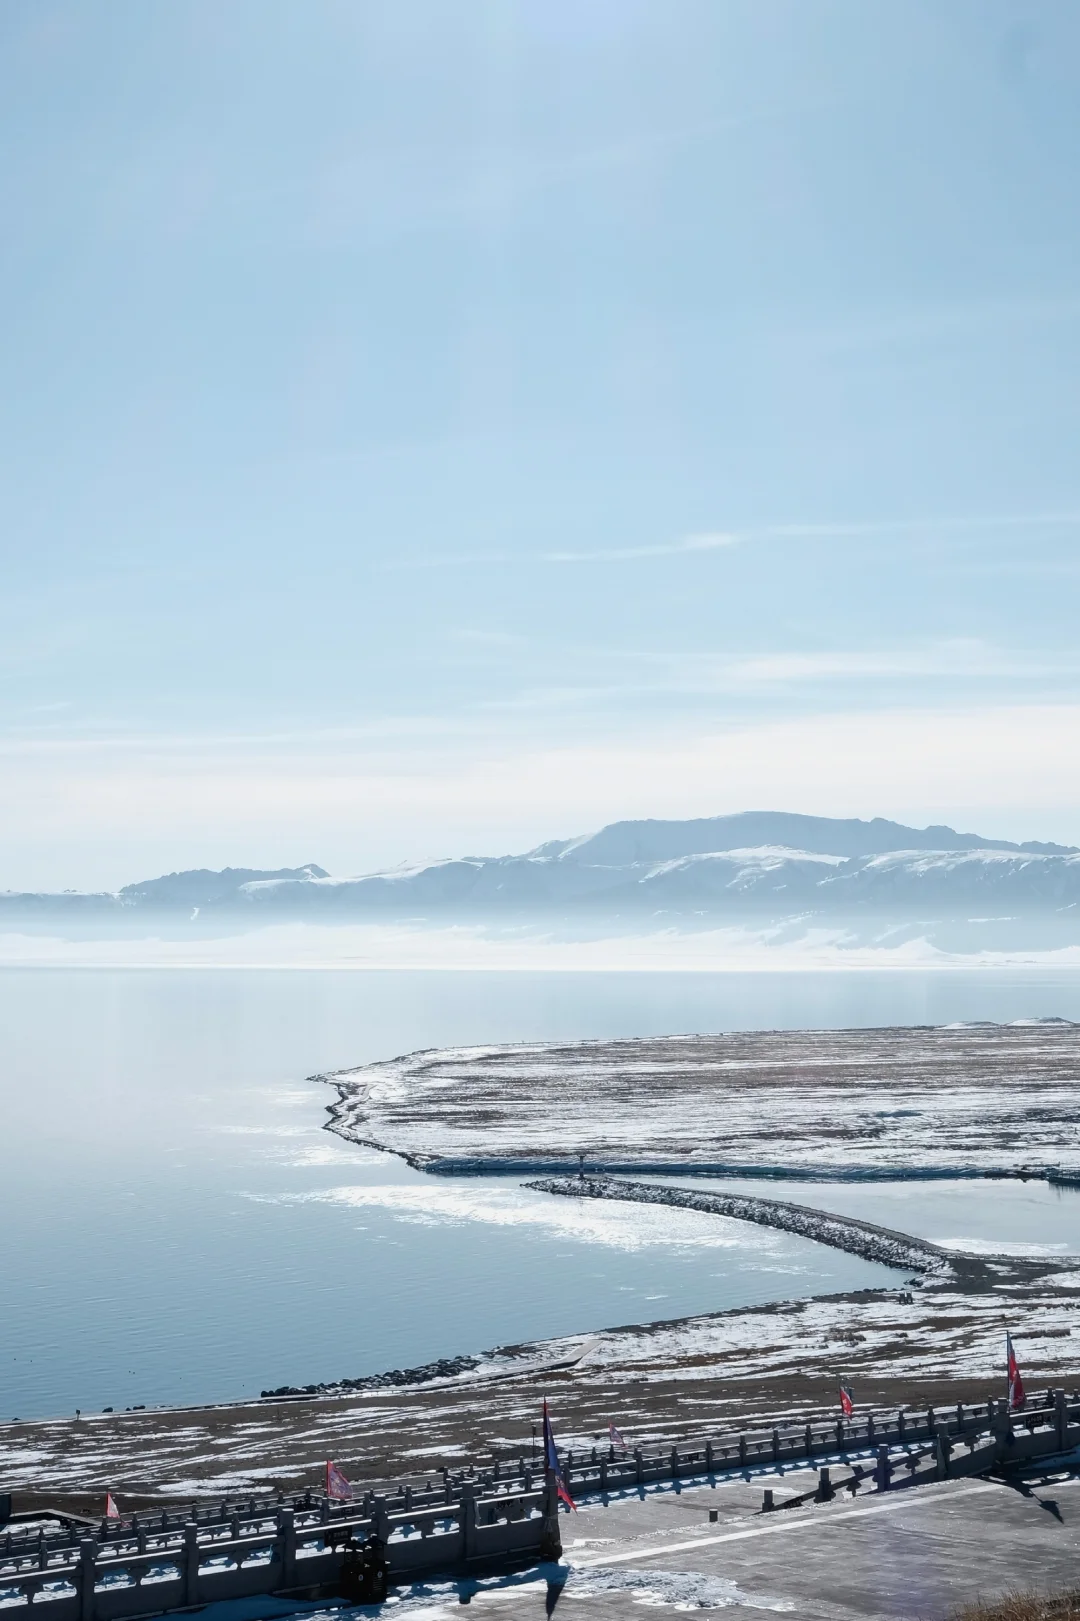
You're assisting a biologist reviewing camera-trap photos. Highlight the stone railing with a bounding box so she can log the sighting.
[2,1387,1076,1619]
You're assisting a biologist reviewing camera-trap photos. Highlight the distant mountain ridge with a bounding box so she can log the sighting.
[121,864,328,906]
[529,812,1072,865]
[2,813,1079,925]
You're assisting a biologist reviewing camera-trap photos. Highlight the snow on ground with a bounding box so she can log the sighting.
[3,1249,1076,1500]
[324,1022,1080,1173]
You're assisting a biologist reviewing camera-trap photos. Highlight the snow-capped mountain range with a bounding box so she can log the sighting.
[4,812,1080,923]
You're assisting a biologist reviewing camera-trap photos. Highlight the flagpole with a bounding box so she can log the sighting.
[539,1400,563,1562]
[1006,1332,1011,1416]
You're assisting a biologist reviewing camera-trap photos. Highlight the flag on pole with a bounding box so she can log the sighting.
[1007,1334,1026,1412]
[608,1422,627,1452]
[105,1493,120,1520]
[839,1385,854,1418]
[326,1460,353,1501]
[542,1399,577,1511]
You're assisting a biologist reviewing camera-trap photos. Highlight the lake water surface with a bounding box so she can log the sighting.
[3,966,1080,1421]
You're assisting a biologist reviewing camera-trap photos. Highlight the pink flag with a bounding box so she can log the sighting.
[839,1385,854,1418]
[608,1422,627,1451]
[105,1493,120,1520]
[1007,1334,1026,1412]
[326,1460,353,1501]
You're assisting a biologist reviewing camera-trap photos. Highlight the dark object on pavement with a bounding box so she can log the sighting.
[338,1533,388,1603]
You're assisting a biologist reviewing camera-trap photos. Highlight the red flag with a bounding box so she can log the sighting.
[542,1399,577,1511]
[839,1385,854,1418]
[1007,1334,1026,1412]
[105,1493,120,1520]
[608,1422,627,1451]
[326,1460,353,1501]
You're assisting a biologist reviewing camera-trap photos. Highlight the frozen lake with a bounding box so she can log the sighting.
[656,1175,1080,1257]
[3,965,1080,1420]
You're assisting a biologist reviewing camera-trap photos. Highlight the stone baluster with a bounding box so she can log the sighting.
[875,1446,891,1491]
[279,1509,296,1590]
[1055,1387,1068,1450]
[78,1539,97,1621]
[182,1525,200,1609]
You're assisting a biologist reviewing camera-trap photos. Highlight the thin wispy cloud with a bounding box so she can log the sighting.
[473,638,1080,716]
[540,533,737,563]
[384,532,738,571]
[384,510,1080,574]
[762,511,1080,541]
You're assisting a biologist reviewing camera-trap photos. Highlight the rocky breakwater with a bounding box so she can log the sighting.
[527,1175,976,1282]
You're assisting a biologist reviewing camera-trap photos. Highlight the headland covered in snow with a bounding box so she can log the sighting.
[321,1021,1080,1178]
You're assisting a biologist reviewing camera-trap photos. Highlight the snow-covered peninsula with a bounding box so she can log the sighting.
[321,1021,1080,1177]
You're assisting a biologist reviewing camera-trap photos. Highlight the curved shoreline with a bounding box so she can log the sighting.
[415,1156,1059,1182]
[320,1076,1066,1186]
[525,1175,986,1281]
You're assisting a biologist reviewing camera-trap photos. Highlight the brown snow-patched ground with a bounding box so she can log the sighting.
[3,1255,1077,1507]
[322,1021,1080,1173]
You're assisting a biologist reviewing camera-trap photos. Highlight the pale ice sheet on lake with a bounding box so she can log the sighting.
[256,1181,802,1257]
[935,1238,1073,1256]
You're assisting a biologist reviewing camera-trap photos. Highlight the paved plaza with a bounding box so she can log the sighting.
[369,1465,1080,1619]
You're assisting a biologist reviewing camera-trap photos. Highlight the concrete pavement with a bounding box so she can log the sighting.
[373,1464,1080,1618]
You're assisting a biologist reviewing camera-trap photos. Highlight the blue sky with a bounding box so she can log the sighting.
[3,0,1080,888]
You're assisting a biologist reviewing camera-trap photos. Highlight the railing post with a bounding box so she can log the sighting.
[279,1507,296,1589]
[897,1410,905,1442]
[771,1429,780,1465]
[706,1439,715,1473]
[738,1435,747,1468]
[599,1457,608,1494]
[875,1447,891,1491]
[804,1424,813,1458]
[538,1472,561,1562]
[1053,1388,1067,1450]
[935,1429,950,1479]
[78,1539,97,1621]
[182,1523,200,1608]
[867,1414,875,1446]
[460,1485,478,1563]
[670,1445,680,1481]
[634,1447,644,1486]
